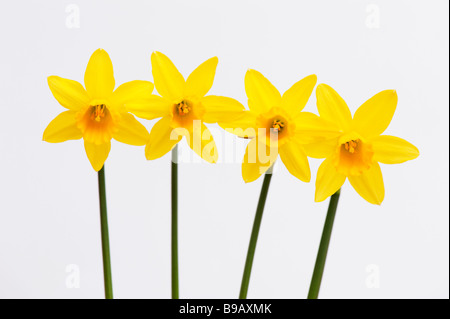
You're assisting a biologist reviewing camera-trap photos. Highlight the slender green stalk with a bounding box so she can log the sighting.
[239,166,274,299]
[97,166,113,299]
[307,189,341,299]
[171,145,179,299]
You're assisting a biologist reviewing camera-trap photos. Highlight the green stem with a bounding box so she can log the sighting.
[97,166,113,299]
[307,189,341,299]
[239,166,274,299]
[171,145,179,299]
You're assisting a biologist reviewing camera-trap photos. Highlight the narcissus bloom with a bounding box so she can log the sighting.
[135,52,244,163]
[309,84,420,204]
[220,70,335,183]
[43,49,151,171]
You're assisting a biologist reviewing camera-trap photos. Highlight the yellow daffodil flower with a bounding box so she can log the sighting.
[220,70,335,183]
[133,52,244,163]
[43,49,151,171]
[309,84,420,204]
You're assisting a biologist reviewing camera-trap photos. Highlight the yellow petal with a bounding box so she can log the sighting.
[111,80,154,109]
[303,138,338,159]
[294,112,342,144]
[113,113,149,146]
[371,135,419,164]
[185,57,218,98]
[219,111,258,138]
[151,51,185,100]
[242,138,278,183]
[43,111,82,143]
[187,122,218,163]
[245,69,281,114]
[315,158,346,202]
[145,116,183,160]
[279,141,311,182]
[84,49,115,99]
[84,141,111,171]
[348,162,385,205]
[352,90,398,138]
[47,76,90,111]
[201,95,245,123]
[281,74,317,116]
[316,84,352,131]
[111,80,169,120]
[126,95,171,120]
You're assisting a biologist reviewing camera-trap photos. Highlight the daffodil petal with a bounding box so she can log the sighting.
[113,113,149,146]
[84,140,111,171]
[242,138,278,183]
[84,49,115,99]
[185,57,218,98]
[281,74,317,116]
[47,76,90,111]
[145,116,183,160]
[219,111,258,138]
[279,141,311,182]
[187,122,218,163]
[43,111,82,143]
[112,80,168,120]
[125,95,171,120]
[294,112,342,144]
[371,135,419,164]
[353,90,398,138]
[348,162,385,205]
[315,158,346,202]
[151,51,185,100]
[303,138,338,159]
[316,84,352,131]
[111,80,154,108]
[245,69,281,114]
[201,95,245,123]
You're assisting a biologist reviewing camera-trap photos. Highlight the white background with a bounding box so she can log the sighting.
[0,0,448,299]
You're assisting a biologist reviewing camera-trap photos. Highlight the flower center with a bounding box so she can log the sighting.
[176,101,191,116]
[256,108,294,147]
[77,102,117,145]
[91,104,107,122]
[335,137,374,176]
[344,140,358,153]
[171,99,205,130]
[271,119,285,133]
